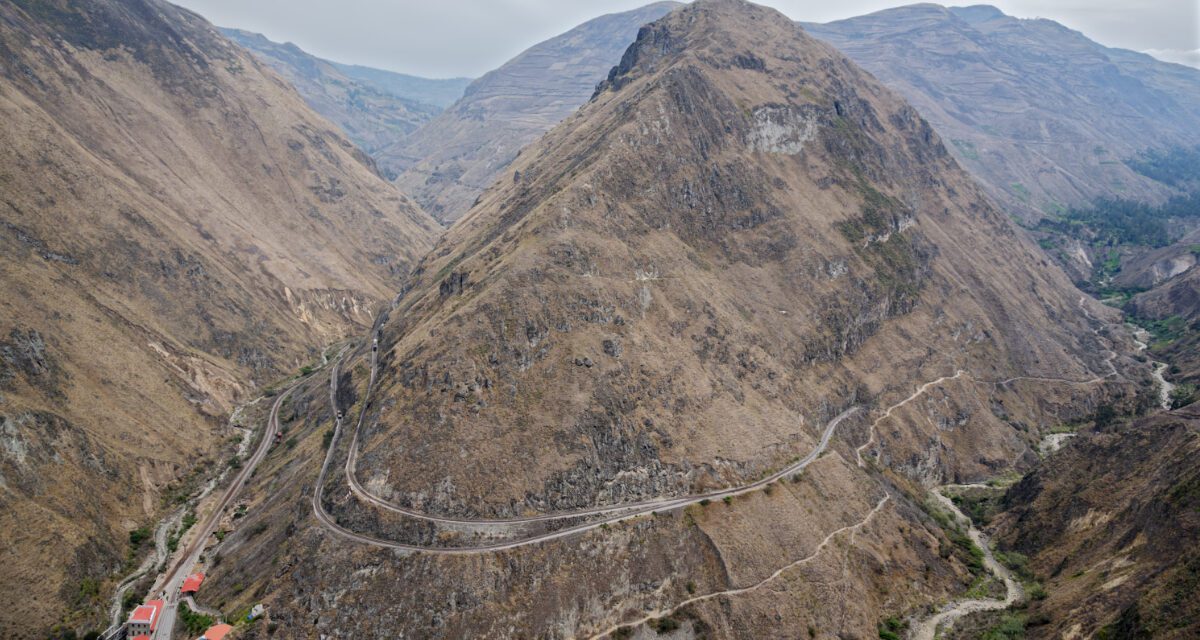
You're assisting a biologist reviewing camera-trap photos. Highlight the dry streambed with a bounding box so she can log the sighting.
[909,485,1023,640]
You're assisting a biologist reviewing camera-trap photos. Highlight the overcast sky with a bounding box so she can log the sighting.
[172,0,1200,77]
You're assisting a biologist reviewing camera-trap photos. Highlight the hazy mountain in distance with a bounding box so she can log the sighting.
[330,60,471,108]
[222,28,470,166]
[804,4,1200,221]
[384,1,681,222]
[198,2,1149,637]
[0,0,438,635]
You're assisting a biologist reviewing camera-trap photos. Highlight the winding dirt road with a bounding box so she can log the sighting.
[313,343,863,551]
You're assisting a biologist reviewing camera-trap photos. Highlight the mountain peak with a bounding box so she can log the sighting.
[596,0,806,95]
[348,0,1104,543]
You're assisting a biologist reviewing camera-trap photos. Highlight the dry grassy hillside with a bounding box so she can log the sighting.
[198,2,1152,637]
[0,0,438,635]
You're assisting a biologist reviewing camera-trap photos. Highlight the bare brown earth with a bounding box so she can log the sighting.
[198,1,1150,637]
[0,0,438,635]
[804,4,1200,222]
[385,2,680,222]
[992,404,1200,638]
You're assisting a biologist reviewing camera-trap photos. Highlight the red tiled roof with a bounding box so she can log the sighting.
[131,635,151,640]
[201,623,234,640]
[181,572,206,593]
[129,599,163,629]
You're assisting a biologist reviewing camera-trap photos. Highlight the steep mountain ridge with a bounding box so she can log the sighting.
[385,1,681,222]
[0,0,438,634]
[804,4,1200,220]
[361,0,1133,516]
[199,2,1147,637]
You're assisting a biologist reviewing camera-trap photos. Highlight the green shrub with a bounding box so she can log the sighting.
[178,602,214,636]
[128,526,151,547]
[652,616,680,634]
[979,613,1026,640]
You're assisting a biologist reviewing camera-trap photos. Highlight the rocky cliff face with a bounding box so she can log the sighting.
[804,4,1200,221]
[0,0,438,634]
[221,28,470,174]
[992,405,1200,638]
[199,2,1147,637]
[384,2,681,222]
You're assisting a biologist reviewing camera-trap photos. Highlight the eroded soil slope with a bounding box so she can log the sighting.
[0,0,438,634]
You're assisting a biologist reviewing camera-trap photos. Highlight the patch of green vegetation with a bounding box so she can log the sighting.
[986,471,1025,489]
[948,528,986,574]
[1171,383,1197,409]
[1100,248,1121,278]
[1137,314,1189,351]
[965,575,999,598]
[167,509,197,553]
[952,139,980,160]
[877,618,906,640]
[723,495,733,506]
[122,589,140,616]
[651,616,680,634]
[1037,193,1200,254]
[322,428,335,449]
[300,365,314,376]
[178,602,214,636]
[75,577,101,607]
[978,613,1027,640]
[1010,183,1031,202]
[128,526,151,547]
[699,498,711,507]
[951,490,1003,527]
[1127,145,1200,189]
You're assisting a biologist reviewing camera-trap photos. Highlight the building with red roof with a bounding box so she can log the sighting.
[181,572,206,594]
[199,622,234,640]
[127,598,163,636]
